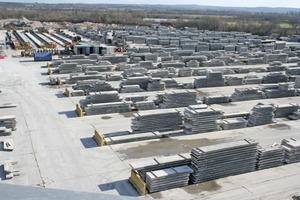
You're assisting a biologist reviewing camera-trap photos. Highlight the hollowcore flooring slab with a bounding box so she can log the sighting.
[1,30,300,199]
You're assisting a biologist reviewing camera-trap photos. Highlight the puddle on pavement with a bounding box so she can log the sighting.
[267,123,291,130]
[183,180,221,194]
[120,138,189,159]
[119,138,221,159]
[119,112,135,118]
[181,138,220,148]
[101,116,112,120]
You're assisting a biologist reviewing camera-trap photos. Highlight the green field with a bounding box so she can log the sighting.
[279,23,293,28]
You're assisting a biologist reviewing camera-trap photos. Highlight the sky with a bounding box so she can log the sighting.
[3,0,300,8]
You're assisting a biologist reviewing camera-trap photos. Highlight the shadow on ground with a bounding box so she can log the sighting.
[19,60,35,63]
[98,179,139,197]
[55,93,66,99]
[0,143,4,150]
[0,165,6,181]
[38,82,49,86]
[80,137,98,149]
[58,111,78,118]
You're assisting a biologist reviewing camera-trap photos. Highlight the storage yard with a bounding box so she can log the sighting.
[1,22,300,200]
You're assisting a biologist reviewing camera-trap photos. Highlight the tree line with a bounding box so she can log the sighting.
[1,7,300,36]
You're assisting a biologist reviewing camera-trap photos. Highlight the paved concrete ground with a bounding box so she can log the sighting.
[1,30,300,199]
[0,54,139,196]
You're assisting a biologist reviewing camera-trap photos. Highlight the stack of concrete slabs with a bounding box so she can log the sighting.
[154,153,192,170]
[275,103,300,118]
[104,131,162,145]
[265,88,296,99]
[190,139,258,183]
[221,117,248,130]
[85,101,132,115]
[262,72,288,83]
[131,109,182,133]
[159,90,198,108]
[121,76,150,90]
[58,63,82,74]
[256,146,284,170]
[147,78,166,91]
[0,127,12,136]
[146,165,193,193]
[89,91,121,102]
[80,91,122,107]
[161,78,178,88]
[135,101,156,110]
[288,111,300,120]
[230,87,266,102]
[184,106,223,134]
[247,104,275,127]
[203,95,230,105]
[0,115,17,130]
[89,81,115,92]
[130,153,191,181]
[281,138,300,164]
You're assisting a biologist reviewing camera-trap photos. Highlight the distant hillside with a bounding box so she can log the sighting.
[171,5,300,13]
[1,2,300,13]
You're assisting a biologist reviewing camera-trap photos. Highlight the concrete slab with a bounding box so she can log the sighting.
[1,29,300,199]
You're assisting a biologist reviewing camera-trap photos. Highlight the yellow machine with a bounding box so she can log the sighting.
[23,41,31,50]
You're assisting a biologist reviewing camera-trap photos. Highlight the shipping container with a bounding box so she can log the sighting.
[34,52,52,61]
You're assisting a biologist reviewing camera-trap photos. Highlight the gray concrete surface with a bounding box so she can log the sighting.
[0,53,138,196]
[1,29,300,199]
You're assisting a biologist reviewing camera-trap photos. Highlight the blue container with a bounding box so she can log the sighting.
[85,47,90,56]
[34,52,52,61]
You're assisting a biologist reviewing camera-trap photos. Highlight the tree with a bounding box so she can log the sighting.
[199,16,221,30]
[288,16,300,30]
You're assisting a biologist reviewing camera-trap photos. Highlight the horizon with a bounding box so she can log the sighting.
[2,0,300,9]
